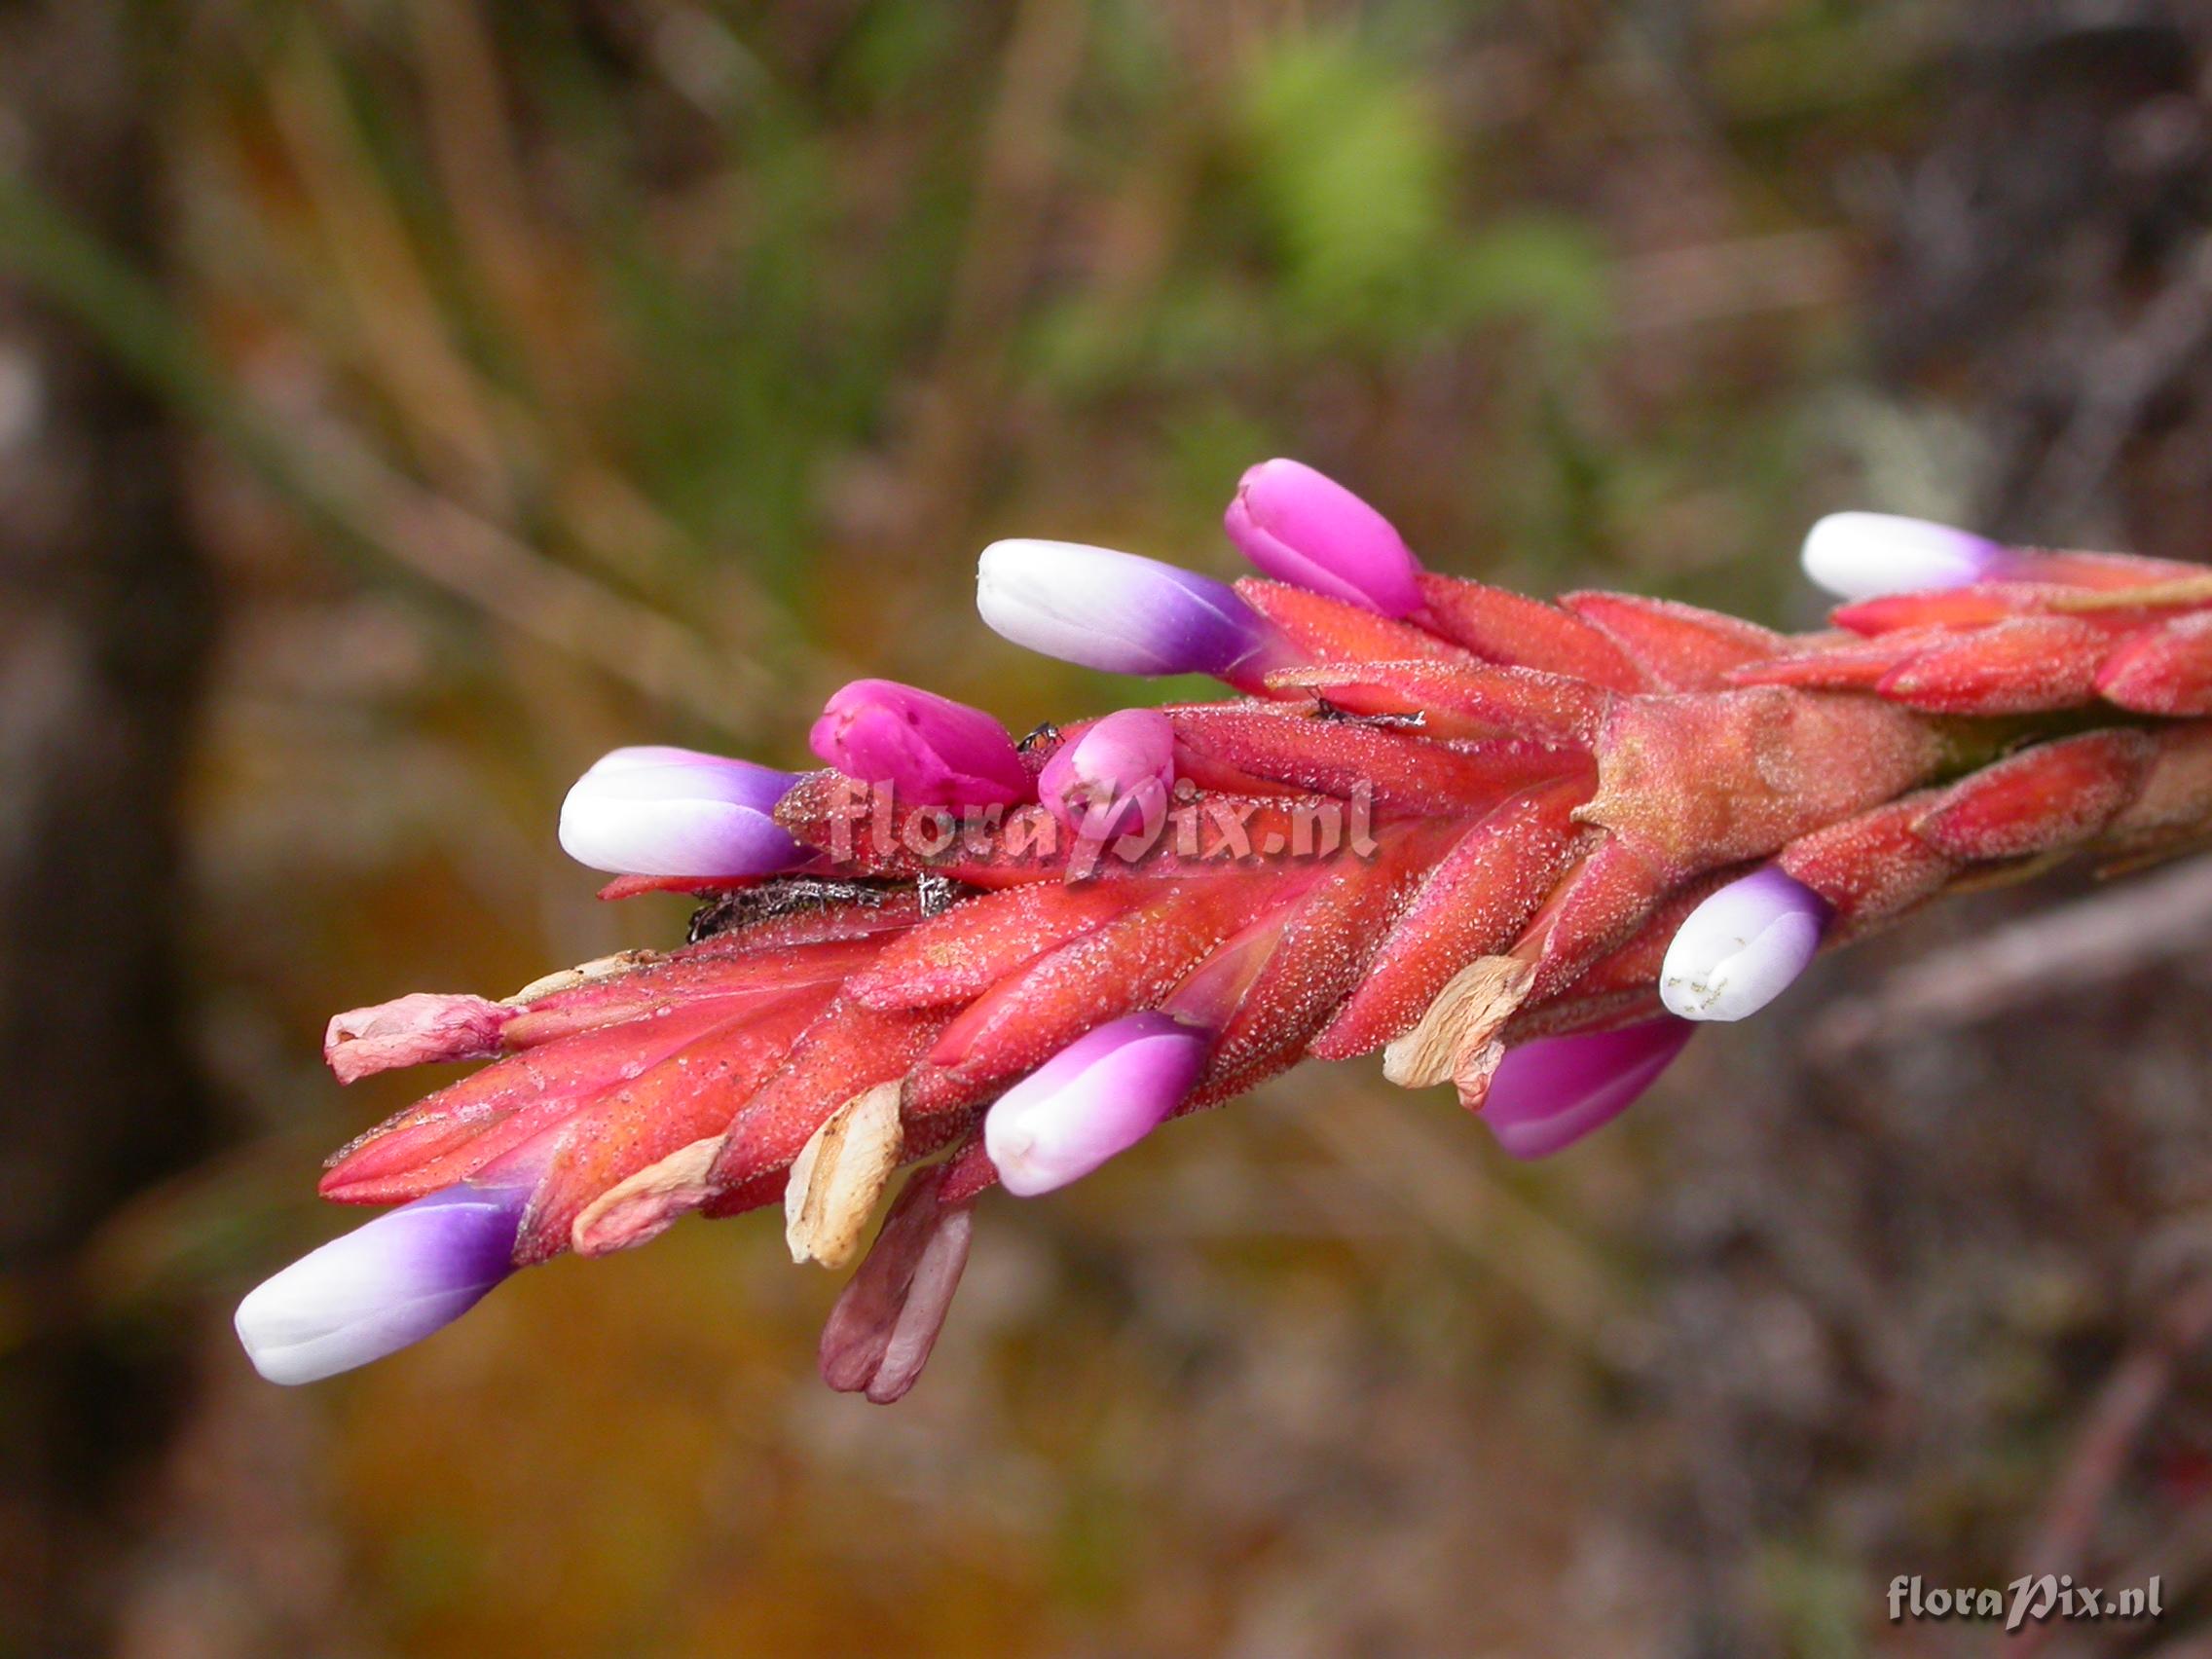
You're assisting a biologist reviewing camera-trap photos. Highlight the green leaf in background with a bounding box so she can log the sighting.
[1449,213,1612,342]
[1238,32,1452,342]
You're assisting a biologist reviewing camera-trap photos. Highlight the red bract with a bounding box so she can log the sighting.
[300,509,2212,1402]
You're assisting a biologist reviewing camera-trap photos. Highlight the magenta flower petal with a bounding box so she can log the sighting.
[977,539,1289,682]
[809,679,1030,806]
[983,1012,1209,1196]
[1482,1018,1694,1160]
[234,1184,524,1383]
[1225,459,1423,616]
[557,746,803,877]
[1038,708,1176,841]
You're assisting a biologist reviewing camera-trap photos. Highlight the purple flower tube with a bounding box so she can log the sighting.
[1800,512,2006,601]
[983,1012,1209,1196]
[1660,866,1830,1022]
[1482,1018,1695,1160]
[558,746,804,878]
[977,539,1291,684]
[234,1184,525,1384]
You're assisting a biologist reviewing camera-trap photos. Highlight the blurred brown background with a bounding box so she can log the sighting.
[7,1,2212,1654]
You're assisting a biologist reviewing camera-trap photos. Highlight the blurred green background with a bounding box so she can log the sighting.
[9,2,2212,1655]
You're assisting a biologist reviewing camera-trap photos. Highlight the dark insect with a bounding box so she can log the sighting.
[916,870,973,917]
[686,876,895,942]
[1310,695,1426,731]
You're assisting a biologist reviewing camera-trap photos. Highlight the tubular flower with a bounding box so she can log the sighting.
[1481,1018,1696,1160]
[246,480,2212,1399]
[1037,708,1176,841]
[810,679,1030,806]
[983,1013,1209,1196]
[976,538,1293,686]
[1225,459,1423,616]
[559,747,804,877]
[1660,866,1829,1022]
[236,1184,524,1384]
[1800,512,2005,600]
[1801,512,2206,606]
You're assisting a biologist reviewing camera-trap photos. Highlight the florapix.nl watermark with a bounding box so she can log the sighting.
[1888,1574,2163,1634]
[817,776,1381,881]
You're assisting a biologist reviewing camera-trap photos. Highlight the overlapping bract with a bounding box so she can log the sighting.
[294,481,2212,1399]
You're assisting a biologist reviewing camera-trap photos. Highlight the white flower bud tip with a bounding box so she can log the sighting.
[1660,866,1829,1023]
[1800,512,2002,602]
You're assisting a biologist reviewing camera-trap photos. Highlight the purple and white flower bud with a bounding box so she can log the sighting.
[809,679,1030,806]
[983,1012,1208,1197]
[558,746,803,878]
[977,539,1289,683]
[234,1184,524,1384]
[1800,512,2004,601]
[1483,1018,1694,1160]
[1659,866,1830,1022]
[1038,708,1175,841]
[1225,458,1423,616]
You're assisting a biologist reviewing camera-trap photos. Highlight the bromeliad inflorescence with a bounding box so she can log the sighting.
[235,462,2212,1400]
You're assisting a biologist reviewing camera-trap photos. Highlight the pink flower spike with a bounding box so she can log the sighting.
[1038,708,1175,841]
[558,746,803,877]
[1482,1018,1694,1160]
[234,1184,524,1383]
[323,992,515,1085]
[1226,459,1423,616]
[983,1012,1208,1197]
[809,679,1030,806]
